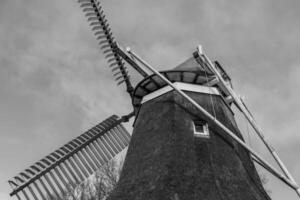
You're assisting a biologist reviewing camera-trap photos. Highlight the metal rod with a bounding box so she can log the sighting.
[49,170,65,195]
[81,148,97,172]
[8,180,19,189]
[102,135,117,156]
[126,47,299,191]
[89,143,105,165]
[109,130,124,150]
[63,161,80,184]
[97,137,114,160]
[21,189,30,200]
[111,124,129,144]
[89,128,114,158]
[104,131,121,152]
[83,146,99,170]
[69,157,85,181]
[54,167,68,189]
[27,185,38,200]
[114,125,130,145]
[18,175,31,200]
[92,140,109,163]
[98,123,121,153]
[93,128,115,157]
[198,47,300,197]
[32,182,47,200]
[77,150,93,174]
[104,121,125,150]
[73,153,90,177]
[110,128,126,149]
[15,193,22,200]
[38,178,52,199]
[71,141,93,175]
[117,124,131,142]
[85,145,102,168]
[112,128,127,147]
[44,174,60,199]
[58,164,75,187]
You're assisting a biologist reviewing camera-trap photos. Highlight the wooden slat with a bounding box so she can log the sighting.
[8,115,131,199]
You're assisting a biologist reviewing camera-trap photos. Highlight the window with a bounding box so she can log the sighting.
[193,120,209,138]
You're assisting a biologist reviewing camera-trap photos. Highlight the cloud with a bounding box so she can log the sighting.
[0,192,10,200]
[1,0,300,199]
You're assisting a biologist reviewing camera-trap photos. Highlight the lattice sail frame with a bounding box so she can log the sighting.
[78,0,134,93]
[8,115,131,200]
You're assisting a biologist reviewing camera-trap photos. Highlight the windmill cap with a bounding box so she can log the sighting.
[173,53,213,74]
[132,53,220,112]
[174,51,231,81]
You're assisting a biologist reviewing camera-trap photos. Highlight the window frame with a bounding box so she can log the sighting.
[193,120,210,138]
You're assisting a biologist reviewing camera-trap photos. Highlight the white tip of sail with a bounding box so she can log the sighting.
[197,45,203,55]
[126,47,131,53]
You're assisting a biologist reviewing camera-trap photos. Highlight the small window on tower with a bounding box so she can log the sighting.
[193,120,209,138]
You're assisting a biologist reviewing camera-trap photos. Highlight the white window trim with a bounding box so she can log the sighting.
[193,121,210,138]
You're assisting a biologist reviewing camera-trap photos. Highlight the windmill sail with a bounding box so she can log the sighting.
[78,0,133,94]
[8,115,131,200]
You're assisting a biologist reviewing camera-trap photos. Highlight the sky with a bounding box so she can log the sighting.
[0,0,300,199]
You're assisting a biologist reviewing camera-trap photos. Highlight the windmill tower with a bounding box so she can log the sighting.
[107,53,271,200]
[7,0,300,200]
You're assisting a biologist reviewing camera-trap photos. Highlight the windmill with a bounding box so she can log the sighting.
[7,0,300,200]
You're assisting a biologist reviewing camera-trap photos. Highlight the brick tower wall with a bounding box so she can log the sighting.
[108,90,271,200]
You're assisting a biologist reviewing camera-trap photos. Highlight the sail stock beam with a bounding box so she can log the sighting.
[8,115,132,200]
[126,47,300,197]
[194,46,300,198]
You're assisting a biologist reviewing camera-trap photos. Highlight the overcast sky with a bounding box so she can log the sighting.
[0,0,300,199]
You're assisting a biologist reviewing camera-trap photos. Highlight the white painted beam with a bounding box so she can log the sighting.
[141,82,220,104]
